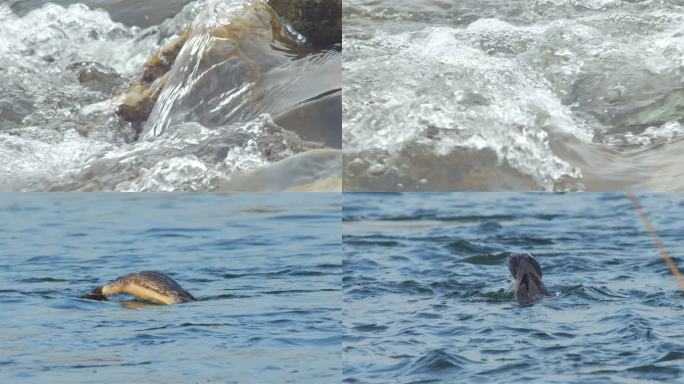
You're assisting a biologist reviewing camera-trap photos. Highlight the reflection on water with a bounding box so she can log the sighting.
[343,193,684,383]
[0,193,341,383]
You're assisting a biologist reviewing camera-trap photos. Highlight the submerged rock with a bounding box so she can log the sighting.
[52,114,326,192]
[343,143,541,192]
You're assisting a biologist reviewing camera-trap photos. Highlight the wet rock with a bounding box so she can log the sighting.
[116,74,169,137]
[268,0,341,48]
[286,175,341,191]
[60,114,317,191]
[116,0,340,137]
[343,144,540,192]
[140,28,190,85]
[140,2,337,139]
[68,62,124,93]
[0,97,33,130]
[114,4,291,132]
[219,148,341,191]
[274,92,342,148]
[115,28,189,131]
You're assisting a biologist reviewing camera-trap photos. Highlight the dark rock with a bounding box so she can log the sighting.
[268,0,341,48]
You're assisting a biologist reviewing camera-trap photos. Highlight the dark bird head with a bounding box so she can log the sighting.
[507,253,543,279]
[507,253,549,301]
[83,286,108,301]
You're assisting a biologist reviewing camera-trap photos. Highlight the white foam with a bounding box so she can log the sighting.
[344,26,590,188]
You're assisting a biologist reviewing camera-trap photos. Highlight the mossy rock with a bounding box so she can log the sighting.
[116,29,189,133]
[140,28,190,85]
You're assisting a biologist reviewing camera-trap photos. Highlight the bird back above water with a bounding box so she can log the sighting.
[84,271,196,305]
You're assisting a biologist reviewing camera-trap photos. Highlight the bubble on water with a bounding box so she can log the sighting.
[344,1,684,190]
[0,127,111,190]
[367,163,386,176]
[115,155,217,192]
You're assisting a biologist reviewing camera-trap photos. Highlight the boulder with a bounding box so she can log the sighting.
[116,0,341,134]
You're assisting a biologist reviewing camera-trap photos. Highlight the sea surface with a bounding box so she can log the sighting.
[0,193,341,383]
[0,0,341,191]
[343,193,684,383]
[343,0,684,191]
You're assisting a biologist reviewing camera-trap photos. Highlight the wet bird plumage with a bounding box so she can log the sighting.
[507,254,549,301]
[85,271,195,305]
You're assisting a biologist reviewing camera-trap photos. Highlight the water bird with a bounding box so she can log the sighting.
[84,271,196,305]
[507,254,549,301]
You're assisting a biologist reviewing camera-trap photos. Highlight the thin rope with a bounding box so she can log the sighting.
[628,193,684,293]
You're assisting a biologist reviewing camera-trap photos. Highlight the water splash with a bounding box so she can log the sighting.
[343,0,684,191]
[0,0,340,191]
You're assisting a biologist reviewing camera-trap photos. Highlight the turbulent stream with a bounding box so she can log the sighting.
[0,0,341,191]
[343,0,684,191]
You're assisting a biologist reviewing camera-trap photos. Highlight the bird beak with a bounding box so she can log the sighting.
[83,286,107,301]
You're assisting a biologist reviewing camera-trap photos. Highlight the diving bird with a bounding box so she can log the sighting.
[84,271,196,305]
[507,254,549,301]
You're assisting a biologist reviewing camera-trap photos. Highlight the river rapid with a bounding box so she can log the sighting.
[0,0,341,191]
[343,0,684,191]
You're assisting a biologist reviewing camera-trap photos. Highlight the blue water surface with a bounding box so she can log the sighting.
[0,193,341,383]
[343,193,684,383]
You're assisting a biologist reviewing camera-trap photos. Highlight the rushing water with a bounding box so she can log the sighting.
[6,0,195,27]
[343,0,684,191]
[0,0,341,191]
[0,193,341,383]
[343,193,684,383]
